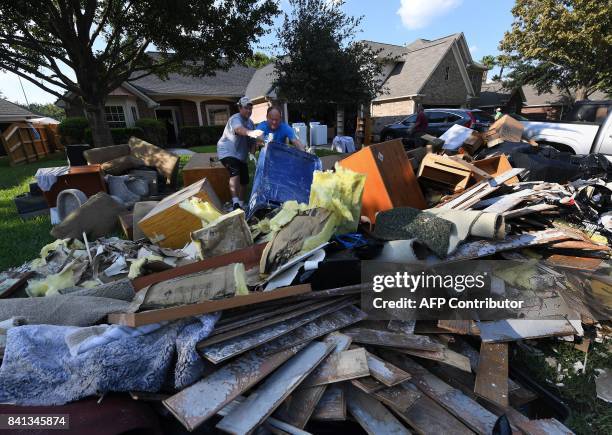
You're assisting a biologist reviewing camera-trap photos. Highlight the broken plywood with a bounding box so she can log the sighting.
[343,328,443,352]
[301,347,369,387]
[365,350,411,387]
[310,385,346,421]
[347,385,411,435]
[474,343,509,408]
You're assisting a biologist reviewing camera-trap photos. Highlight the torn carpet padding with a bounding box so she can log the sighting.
[0,280,135,326]
[0,314,218,405]
[374,207,504,257]
[191,209,253,259]
[50,192,127,240]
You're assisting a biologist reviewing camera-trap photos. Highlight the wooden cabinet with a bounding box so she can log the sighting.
[182,153,231,204]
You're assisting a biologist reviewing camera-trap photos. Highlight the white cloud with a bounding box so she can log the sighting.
[397,0,463,30]
[469,45,478,53]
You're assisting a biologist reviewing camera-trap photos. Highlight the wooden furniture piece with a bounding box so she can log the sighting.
[418,154,474,192]
[338,139,426,223]
[182,153,231,203]
[41,165,107,207]
[472,155,519,185]
[137,177,222,249]
[0,122,58,166]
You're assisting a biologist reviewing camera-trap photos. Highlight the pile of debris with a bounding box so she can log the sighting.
[0,121,610,434]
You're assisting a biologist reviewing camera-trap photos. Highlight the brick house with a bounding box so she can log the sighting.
[477,82,525,115]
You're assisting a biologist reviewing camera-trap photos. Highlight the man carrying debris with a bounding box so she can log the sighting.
[412,105,428,147]
[217,96,261,210]
[256,106,306,151]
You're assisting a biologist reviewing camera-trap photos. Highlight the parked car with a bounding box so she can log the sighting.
[522,109,612,159]
[379,109,494,147]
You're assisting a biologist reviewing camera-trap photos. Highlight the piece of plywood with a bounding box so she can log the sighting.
[163,344,304,431]
[371,382,422,413]
[342,328,443,352]
[108,283,310,327]
[474,343,509,408]
[478,319,577,343]
[138,177,222,248]
[216,341,334,435]
[301,348,369,387]
[278,333,352,428]
[259,305,368,357]
[310,385,346,421]
[338,139,426,223]
[347,385,411,435]
[199,299,354,364]
[397,346,472,373]
[365,351,411,387]
[351,376,386,394]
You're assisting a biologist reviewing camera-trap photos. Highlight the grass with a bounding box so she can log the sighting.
[0,153,67,271]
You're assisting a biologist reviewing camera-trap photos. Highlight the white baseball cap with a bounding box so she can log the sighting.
[238,96,253,107]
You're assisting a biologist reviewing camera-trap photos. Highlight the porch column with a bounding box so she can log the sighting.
[336,104,344,136]
[195,100,204,126]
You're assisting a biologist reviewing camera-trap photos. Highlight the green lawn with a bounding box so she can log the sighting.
[0,153,67,271]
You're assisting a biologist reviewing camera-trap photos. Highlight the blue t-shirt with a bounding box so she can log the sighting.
[256,121,296,144]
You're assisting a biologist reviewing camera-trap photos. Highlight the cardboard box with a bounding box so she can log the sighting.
[472,155,519,185]
[138,178,222,249]
[484,115,524,147]
[338,139,426,223]
[182,153,231,204]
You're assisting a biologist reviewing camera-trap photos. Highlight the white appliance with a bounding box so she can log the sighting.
[292,123,308,146]
[309,122,328,146]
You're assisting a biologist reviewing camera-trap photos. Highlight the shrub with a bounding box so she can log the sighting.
[179,125,225,147]
[58,117,89,145]
[84,127,144,145]
[135,118,167,147]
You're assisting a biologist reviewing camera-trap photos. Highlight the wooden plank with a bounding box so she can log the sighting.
[371,382,422,413]
[199,298,354,364]
[503,203,557,219]
[474,343,509,408]
[437,320,480,335]
[375,381,475,435]
[108,283,311,327]
[396,346,472,372]
[132,243,266,290]
[343,328,443,352]
[260,305,368,356]
[292,283,365,300]
[301,348,369,387]
[0,271,34,299]
[351,376,386,394]
[365,351,411,387]
[198,297,349,347]
[278,333,352,429]
[216,341,334,435]
[381,352,497,435]
[478,319,577,343]
[546,254,603,271]
[310,385,346,421]
[163,344,305,431]
[347,385,411,435]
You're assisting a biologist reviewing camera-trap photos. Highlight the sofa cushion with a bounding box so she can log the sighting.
[128,137,179,184]
[101,155,145,176]
[84,144,130,165]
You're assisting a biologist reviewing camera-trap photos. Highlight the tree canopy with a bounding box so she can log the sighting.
[246,52,275,69]
[273,0,385,120]
[499,0,612,100]
[0,1,277,146]
[23,103,66,122]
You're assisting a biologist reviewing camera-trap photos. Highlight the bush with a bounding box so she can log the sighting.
[179,125,225,148]
[135,118,167,147]
[58,117,89,145]
[84,127,144,145]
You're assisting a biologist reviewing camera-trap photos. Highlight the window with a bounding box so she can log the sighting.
[104,105,126,128]
[206,104,230,126]
[471,111,494,122]
[444,66,450,81]
[401,114,417,125]
[446,113,462,122]
[425,111,448,123]
[130,106,138,123]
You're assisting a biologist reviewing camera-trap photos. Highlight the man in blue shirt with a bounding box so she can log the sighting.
[256,106,305,151]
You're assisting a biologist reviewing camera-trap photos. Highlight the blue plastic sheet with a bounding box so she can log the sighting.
[247,141,322,219]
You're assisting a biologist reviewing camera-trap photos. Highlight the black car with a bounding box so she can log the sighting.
[379,108,494,147]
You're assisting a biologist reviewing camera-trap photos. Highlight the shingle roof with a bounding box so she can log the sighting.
[129,63,256,97]
[522,85,610,106]
[372,34,460,101]
[0,98,36,119]
[245,62,277,100]
[477,82,517,107]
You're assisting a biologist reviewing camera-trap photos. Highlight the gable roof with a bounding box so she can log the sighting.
[129,63,256,97]
[478,82,525,107]
[0,98,36,121]
[245,62,277,101]
[372,33,462,101]
[522,85,610,107]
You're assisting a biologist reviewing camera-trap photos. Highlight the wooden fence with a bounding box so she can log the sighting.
[0,122,62,166]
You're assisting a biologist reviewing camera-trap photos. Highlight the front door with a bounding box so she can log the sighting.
[155,109,178,145]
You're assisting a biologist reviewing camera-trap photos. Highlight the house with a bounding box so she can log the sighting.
[0,98,37,132]
[59,33,486,144]
[521,86,610,121]
[59,63,257,144]
[477,82,525,115]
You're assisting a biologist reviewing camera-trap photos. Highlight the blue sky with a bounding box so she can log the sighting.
[0,0,516,105]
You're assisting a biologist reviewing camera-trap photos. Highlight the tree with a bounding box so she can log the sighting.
[273,0,385,122]
[480,55,496,71]
[0,1,277,146]
[246,52,274,69]
[499,0,612,100]
[21,103,66,122]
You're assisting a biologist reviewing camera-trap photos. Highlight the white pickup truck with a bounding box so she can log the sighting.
[521,110,612,159]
